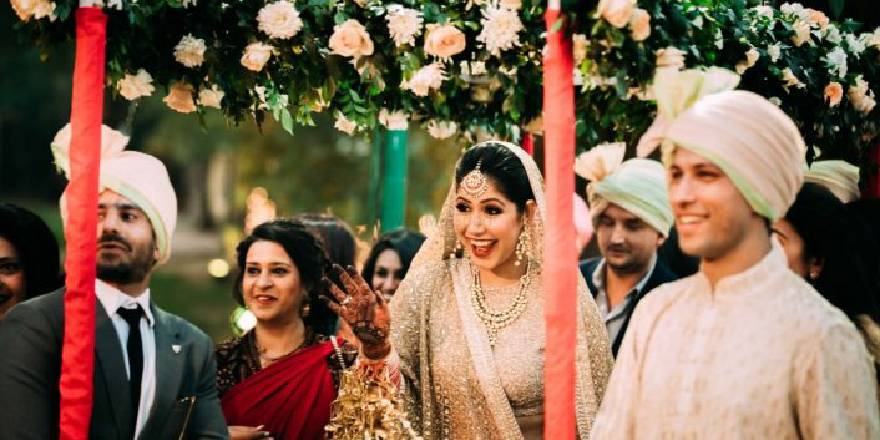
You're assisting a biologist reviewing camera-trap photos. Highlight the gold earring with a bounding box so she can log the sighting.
[515,229,531,266]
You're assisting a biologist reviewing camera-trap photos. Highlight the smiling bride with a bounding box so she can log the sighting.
[389,140,613,439]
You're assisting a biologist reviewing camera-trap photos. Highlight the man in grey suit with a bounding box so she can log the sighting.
[0,124,227,439]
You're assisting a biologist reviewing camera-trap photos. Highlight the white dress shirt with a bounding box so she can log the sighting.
[95,280,157,439]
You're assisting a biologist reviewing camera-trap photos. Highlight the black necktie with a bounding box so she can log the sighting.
[117,305,144,429]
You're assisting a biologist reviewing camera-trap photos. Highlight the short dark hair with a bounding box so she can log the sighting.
[0,203,62,299]
[233,219,336,335]
[455,142,535,213]
[783,183,880,323]
[361,229,426,288]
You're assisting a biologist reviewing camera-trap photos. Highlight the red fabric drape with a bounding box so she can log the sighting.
[221,340,340,440]
[522,132,535,156]
[542,9,577,440]
[58,8,106,439]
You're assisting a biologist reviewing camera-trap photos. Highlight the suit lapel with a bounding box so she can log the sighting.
[141,304,184,439]
[94,301,134,436]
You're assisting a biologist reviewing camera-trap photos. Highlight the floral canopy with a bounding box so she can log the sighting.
[9,0,880,165]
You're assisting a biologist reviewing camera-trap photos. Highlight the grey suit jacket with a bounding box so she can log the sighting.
[0,289,228,439]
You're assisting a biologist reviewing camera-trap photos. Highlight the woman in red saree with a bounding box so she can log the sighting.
[215,219,392,440]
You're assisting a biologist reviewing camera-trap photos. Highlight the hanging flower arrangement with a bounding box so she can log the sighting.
[8,0,880,164]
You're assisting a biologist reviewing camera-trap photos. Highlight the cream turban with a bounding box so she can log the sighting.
[805,160,860,203]
[637,68,806,221]
[575,143,673,236]
[51,124,178,265]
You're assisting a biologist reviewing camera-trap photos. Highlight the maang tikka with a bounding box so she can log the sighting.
[461,160,488,198]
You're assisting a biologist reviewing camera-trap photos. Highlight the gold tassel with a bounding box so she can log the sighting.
[325,362,421,440]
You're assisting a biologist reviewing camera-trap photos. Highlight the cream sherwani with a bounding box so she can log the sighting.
[591,242,880,439]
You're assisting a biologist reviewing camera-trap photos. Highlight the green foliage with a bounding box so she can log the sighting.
[575,1,879,166]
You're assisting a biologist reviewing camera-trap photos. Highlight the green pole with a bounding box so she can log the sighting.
[367,129,383,227]
[380,129,409,232]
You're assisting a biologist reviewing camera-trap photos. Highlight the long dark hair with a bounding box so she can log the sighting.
[783,183,880,323]
[455,142,535,213]
[0,203,62,299]
[361,229,426,288]
[233,219,336,335]
[293,213,356,269]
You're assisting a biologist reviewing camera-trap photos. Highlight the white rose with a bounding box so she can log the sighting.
[767,43,781,62]
[780,3,808,20]
[655,46,686,70]
[825,46,848,79]
[163,81,197,113]
[426,120,458,139]
[334,113,358,135]
[597,0,634,28]
[241,43,274,72]
[329,19,374,58]
[769,96,782,106]
[401,63,446,97]
[257,1,303,40]
[116,69,155,101]
[379,109,409,130]
[174,34,207,68]
[849,76,877,114]
[791,20,811,46]
[572,34,589,66]
[386,7,422,47]
[198,85,225,109]
[865,28,880,49]
[629,8,651,42]
[477,3,524,57]
[846,33,866,55]
[825,25,843,44]
[753,5,773,19]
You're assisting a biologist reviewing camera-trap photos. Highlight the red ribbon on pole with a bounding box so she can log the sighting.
[522,132,535,156]
[542,7,577,440]
[59,7,106,439]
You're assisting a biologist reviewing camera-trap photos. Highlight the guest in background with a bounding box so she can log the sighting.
[805,160,861,203]
[361,229,425,300]
[0,203,62,319]
[775,182,880,382]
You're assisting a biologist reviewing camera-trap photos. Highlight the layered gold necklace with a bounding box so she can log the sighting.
[470,262,531,348]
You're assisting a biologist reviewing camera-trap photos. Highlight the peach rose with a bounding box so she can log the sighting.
[806,8,829,30]
[329,19,374,58]
[792,20,812,46]
[116,69,155,101]
[424,24,466,59]
[163,81,197,113]
[240,43,274,72]
[198,85,225,109]
[824,82,843,107]
[629,8,650,41]
[597,0,634,29]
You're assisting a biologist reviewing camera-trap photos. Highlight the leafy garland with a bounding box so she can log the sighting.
[9,0,880,163]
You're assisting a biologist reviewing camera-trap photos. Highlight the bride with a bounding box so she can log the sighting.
[390,140,613,439]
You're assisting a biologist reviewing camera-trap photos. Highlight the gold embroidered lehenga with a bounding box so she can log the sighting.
[390,141,613,439]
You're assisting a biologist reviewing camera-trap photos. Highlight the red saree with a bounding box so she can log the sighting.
[221,338,340,440]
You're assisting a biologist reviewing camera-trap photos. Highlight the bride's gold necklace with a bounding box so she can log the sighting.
[470,262,531,348]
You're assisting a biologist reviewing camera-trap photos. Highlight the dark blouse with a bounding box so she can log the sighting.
[215,329,358,398]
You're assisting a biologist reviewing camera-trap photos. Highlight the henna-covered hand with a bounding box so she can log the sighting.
[322,264,391,359]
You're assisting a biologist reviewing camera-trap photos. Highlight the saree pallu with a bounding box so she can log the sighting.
[221,339,339,440]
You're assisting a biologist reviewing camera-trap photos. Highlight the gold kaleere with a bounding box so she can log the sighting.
[325,357,421,440]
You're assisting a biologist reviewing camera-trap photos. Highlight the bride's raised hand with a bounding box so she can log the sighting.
[323,264,391,359]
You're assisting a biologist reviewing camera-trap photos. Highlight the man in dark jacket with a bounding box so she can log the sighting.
[575,147,679,356]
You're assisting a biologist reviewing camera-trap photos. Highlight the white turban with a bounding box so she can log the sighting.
[52,124,178,265]
[575,143,673,236]
[805,160,860,203]
[637,68,806,221]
